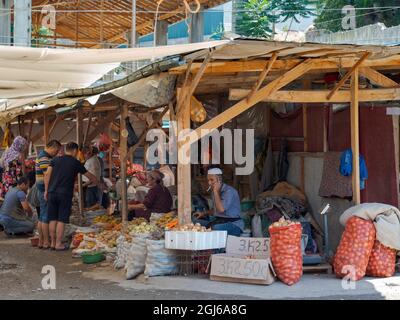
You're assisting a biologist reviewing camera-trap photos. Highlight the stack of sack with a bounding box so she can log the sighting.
[333,203,400,280]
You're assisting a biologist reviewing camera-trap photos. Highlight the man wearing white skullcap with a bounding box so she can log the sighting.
[194,166,244,236]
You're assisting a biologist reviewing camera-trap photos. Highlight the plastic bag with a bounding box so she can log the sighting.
[251,214,263,238]
[114,236,131,270]
[125,237,147,279]
[190,96,207,123]
[333,216,376,281]
[366,240,397,278]
[144,239,179,277]
[269,223,303,285]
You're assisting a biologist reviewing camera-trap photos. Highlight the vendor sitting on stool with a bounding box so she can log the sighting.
[194,167,244,236]
[127,169,172,221]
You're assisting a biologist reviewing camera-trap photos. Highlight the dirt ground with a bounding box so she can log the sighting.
[1,233,399,300]
[0,234,252,300]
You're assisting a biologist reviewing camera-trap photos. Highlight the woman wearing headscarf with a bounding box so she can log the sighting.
[128,169,173,221]
[0,136,28,198]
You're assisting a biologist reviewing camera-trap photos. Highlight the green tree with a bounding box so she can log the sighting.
[315,0,400,32]
[235,0,276,38]
[235,0,316,39]
[271,0,316,23]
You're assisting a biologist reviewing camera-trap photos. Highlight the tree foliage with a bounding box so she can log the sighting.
[315,0,400,32]
[235,0,316,38]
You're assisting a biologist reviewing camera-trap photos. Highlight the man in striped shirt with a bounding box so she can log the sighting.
[35,140,62,249]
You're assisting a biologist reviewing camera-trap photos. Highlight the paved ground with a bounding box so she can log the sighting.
[1,233,400,300]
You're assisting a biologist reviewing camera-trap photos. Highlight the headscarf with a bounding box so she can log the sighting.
[1,135,27,168]
[148,169,165,186]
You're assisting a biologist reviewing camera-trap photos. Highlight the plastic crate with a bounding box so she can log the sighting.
[165,230,227,250]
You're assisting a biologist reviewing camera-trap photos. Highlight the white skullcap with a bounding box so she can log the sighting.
[207,168,223,175]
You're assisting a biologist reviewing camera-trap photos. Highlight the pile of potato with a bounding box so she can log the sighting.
[172,223,211,232]
[270,217,300,228]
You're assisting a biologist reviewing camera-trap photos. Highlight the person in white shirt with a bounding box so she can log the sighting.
[82,146,101,208]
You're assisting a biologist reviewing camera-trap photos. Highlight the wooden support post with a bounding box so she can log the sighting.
[43,112,49,146]
[177,88,192,225]
[120,104,129,222]
[108,124,113,180]
[323,106,328,152]
[27,118,34,142]
[83,111,93,146]
[76,108,84,216]
[393,116,400,207]
[351,68,361,205]
[302,80,311,152]
[300,156,305,193]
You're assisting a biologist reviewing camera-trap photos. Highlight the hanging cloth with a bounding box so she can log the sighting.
[126,117,139,148]
[339,149,368,190]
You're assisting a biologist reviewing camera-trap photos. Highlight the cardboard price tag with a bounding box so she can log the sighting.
[226,236,270,257]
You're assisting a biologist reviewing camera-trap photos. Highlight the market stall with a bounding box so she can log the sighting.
[2,39,400,287]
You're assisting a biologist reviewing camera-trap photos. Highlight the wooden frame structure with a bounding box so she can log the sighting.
[30,0,228,48]
[4,40,400,224]
[170,42,400,222]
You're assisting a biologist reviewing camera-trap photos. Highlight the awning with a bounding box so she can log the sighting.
[0,40,229,123]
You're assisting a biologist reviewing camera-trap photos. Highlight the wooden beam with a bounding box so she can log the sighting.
[177,54,211,116]
[59,124,75,142]
[49,115,65,137]
[120,104,129,222]
[359,67,400,88]
[247,52,278,102]
[186,59,315,145]
[177,88,192,225]
[86,109,119,143]
[229,87,400,103]
[170,55,400,75]
[351,68,361,205]
[327,52,370,100]
[125,107,169,162]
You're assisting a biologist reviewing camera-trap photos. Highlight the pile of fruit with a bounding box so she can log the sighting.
[127,222,160,235]
[72,232,97,248]
[154,212,177,229]
[93,215,121,224]
[96,230,120,248]
[171,223,211,232]
[270,217,300,228]
[129,217,147,226]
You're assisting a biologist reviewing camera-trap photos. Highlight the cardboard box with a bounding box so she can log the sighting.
[210,236,275,285]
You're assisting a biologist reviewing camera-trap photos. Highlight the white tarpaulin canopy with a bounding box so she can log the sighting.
[0,40,229,123]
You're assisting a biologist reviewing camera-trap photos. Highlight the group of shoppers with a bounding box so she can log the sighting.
[0,138,98,250]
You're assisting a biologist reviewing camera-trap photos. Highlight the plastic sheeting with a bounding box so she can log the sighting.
[113,73,177,108]
[0,40,228,124]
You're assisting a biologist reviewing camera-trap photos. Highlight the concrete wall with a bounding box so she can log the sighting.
[306,22,400,46]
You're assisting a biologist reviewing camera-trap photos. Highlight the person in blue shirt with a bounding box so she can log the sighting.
[194,167,244,236]
[0,177,34,236]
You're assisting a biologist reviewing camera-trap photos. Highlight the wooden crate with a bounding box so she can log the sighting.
[303,263,333,275]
